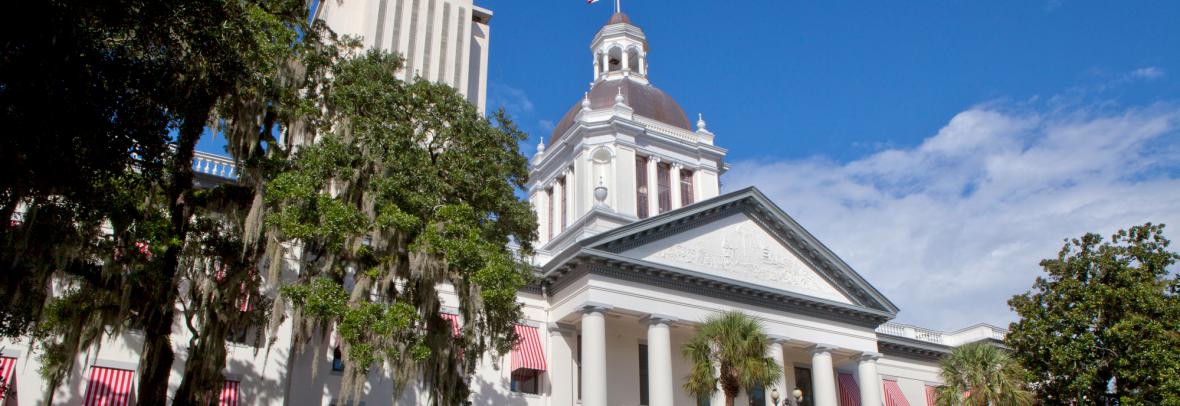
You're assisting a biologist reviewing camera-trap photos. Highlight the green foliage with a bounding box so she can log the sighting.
[1007,223,1180,405]
[268,50,536,405]
[1,0,336,403]
[682,311,783,406]
[933,342,1033,406]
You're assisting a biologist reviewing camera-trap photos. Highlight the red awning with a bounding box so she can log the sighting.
[837,373,861,406]
[510,324,547,372]
[441,313,461,337]
[220,380,240,406]
[884,380,912,406]
[0,357,15,401]
[84,366,135,406]
[925,386,938,406]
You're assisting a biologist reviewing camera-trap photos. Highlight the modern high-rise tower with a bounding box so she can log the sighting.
[316,0,492,112]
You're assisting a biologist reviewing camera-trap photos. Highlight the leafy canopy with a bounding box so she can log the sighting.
[933,342,1033,406]
[1007,223,1180,405]
[267,51,537,405]
[2,0,341,403]
[682,310,783,406]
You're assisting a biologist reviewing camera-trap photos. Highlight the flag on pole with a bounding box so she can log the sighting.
[587,0,599,3]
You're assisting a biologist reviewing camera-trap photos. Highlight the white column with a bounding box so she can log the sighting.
[601,51,610,73]
[646,156,660,216]
[594,54,601,79]
[621,48,630,72]
[669,162,682,209]
[581,304,612,406]
[767,336,790,405]
[535,187,550,245]
[643,314,677,406]
[639,52,648,75]
[810,344,839,406]
[548,323,577,406]
[857,352,883,406]
[552,177,564,234]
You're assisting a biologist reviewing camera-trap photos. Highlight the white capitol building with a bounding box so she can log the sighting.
[0,2,1007,405]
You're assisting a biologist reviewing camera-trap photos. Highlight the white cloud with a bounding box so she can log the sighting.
[488,83,534,115]
[723,103,1180,330]
[1128,66,1165,80]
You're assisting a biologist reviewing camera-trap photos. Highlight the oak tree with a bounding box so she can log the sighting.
[1007,223,1180,405]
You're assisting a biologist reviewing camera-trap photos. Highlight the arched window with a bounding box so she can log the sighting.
[607,47,623,72]
[627,48,640,72]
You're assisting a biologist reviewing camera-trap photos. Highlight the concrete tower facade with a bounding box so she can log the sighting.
[317,0,493,112]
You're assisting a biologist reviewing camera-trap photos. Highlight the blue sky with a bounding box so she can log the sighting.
[489,1,1178,161]
[484,1,1180,330]
[199,1,1180,329]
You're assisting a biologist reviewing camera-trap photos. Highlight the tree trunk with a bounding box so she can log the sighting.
[174,309,230,403]
[136,104,207,404]
[138,303,177,403]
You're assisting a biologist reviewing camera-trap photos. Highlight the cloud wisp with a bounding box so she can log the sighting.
[724,102,1180,330]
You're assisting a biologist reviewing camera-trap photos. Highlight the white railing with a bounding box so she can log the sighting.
[633,116,702,145]
[989,327,1008,341]
[192,151,238,180]
[876,322,945,344]
[876,323,906,337]
[878,322,1009,346]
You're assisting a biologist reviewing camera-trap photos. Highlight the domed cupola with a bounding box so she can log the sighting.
[527,10,728,254]
[551,13,691,142]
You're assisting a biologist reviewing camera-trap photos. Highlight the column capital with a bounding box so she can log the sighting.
[809,343,840,355]
[640,313,678,326]
[548,322,577,336]
[767,334,792,344]
[649,156,662,164]
[858,351,883,362]
[670,161,684,170]
[580,302,614,315]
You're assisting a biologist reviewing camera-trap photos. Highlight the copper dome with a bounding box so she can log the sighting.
[551,78,691,141]
[605,12,632,25]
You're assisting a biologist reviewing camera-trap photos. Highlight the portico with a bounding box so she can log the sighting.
[542,299,889,406]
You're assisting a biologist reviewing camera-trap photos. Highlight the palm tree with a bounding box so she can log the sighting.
[682,310,783,406]
[934,341,1033,406]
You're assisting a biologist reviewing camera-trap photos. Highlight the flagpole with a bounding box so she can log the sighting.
[615,0,621,13]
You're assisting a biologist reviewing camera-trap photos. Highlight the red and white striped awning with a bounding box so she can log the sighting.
[925,386,938,406]
[884,379,912,406]
[1,357,16,400]
[510,324,546,372]
[220,380,240,406]
[84,366,135,406]
[837,373,861,406]
[441,313,461,337]
[237,285,252,312]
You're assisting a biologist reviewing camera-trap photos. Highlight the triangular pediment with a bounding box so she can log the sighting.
[620,212,854,304]
[571,187,899,316]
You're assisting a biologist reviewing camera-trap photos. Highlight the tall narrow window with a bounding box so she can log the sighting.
[546,188,554,241]
[636,156,649,219]
[638,344,650,405]
[332,347,345,372]
[438,3,450,83]
[680,169,694,206]
[423,0,436,78]
[559,176,567,231]
[407,0,421,72]
[577,335,582,400]
[657,162,671,213]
